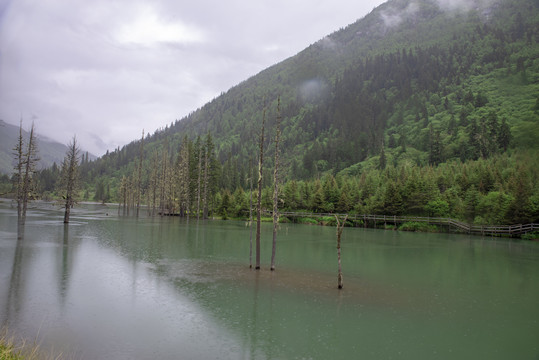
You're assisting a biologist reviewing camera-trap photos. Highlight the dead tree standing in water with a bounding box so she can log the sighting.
[202,133,214,220]
[195,136,203,220]
[270,97,282,271]
[177,136,191,219]
[335,215,348,289]
[61,136,80,223]
[248,157,254,268]
[136,130,144,218]
[255,105,266,270]
[13,121,39,225]
[13,120,24,222]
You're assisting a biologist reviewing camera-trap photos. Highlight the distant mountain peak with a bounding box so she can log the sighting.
[0,121,96,175]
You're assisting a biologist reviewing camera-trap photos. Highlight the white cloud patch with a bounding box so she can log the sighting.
[432,0,496,13]
[114,4,205,45]
[319,36,340,51]
[380,1,420,28]
[299,78,329,103]
[434,0,476,12]
[381,12,403,28]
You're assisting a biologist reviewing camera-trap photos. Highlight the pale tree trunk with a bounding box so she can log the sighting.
[136,130,144,218]
[126,176,132,215]
[335,215,348,289]
[63,136,80,224]
[202,141,209,219]
[150,151,159,216]
[270,97,282,271]
[120,176,127,214]
[160,145,168,216]
[20,122,38,225]
[13,119,24,222]
[196,140,203,220]
[178,137,191,219]
[255,106,266,270]
[249,158,254,269]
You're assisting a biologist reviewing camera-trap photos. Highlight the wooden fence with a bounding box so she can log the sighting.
[270,211,539,237]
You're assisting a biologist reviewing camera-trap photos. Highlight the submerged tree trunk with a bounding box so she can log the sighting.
[202,149,209,219]
[335,215,348,289]
[178,136,191,219]
[120,176,127,214]
[136,130,144,218]
[15,122,38,226]
[21,123,36,225]
[196,138,203,220]
[270,97,281,271]
[149,151,159,216]
[160,144,168,216]
[249,158,254,269]
[13,119,24,222]
[62,136,80,224]
[255,106,266,270]
[202,134,213,220]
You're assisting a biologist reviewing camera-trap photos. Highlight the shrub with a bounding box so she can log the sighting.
[521,232,539,241]
[296,217,318,225]
[399,221,439,232]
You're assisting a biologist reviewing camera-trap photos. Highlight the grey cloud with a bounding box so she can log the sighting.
[433,0,493,12]
[380,1,420,28]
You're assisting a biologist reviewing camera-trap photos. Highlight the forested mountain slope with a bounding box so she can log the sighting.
[95,0,537,181]
[46,0,539,225]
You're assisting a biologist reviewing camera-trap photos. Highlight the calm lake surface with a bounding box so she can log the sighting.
[0,201,538,359]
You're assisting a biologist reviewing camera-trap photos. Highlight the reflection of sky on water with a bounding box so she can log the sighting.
[0,203,244,359]
[0,201,538,359]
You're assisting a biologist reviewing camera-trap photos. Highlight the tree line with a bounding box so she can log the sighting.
[8,122,538,228]
[213,151,539,226]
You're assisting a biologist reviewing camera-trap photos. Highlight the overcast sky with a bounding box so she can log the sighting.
[0,0,386,156]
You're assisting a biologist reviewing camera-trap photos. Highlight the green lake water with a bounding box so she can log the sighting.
[1,201,538,359]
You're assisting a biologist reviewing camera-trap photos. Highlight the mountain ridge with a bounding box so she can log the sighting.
[146,0,537,178]
[0,119,96,175]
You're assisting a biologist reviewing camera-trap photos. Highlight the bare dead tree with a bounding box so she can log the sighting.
[335,215,348,289]
[13,121,39,225]
[255,105,267,270]
[177,136,191,218]
[202,133,213,220]
[159,142,169,216]
[119,175,128,214]
[148,151,160,216]
[248,157,254,269]
[61,136,80,223]
[136,130,144,217]
[196,136,203,220]
[13,119,24,221]
[270,97,282,271]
